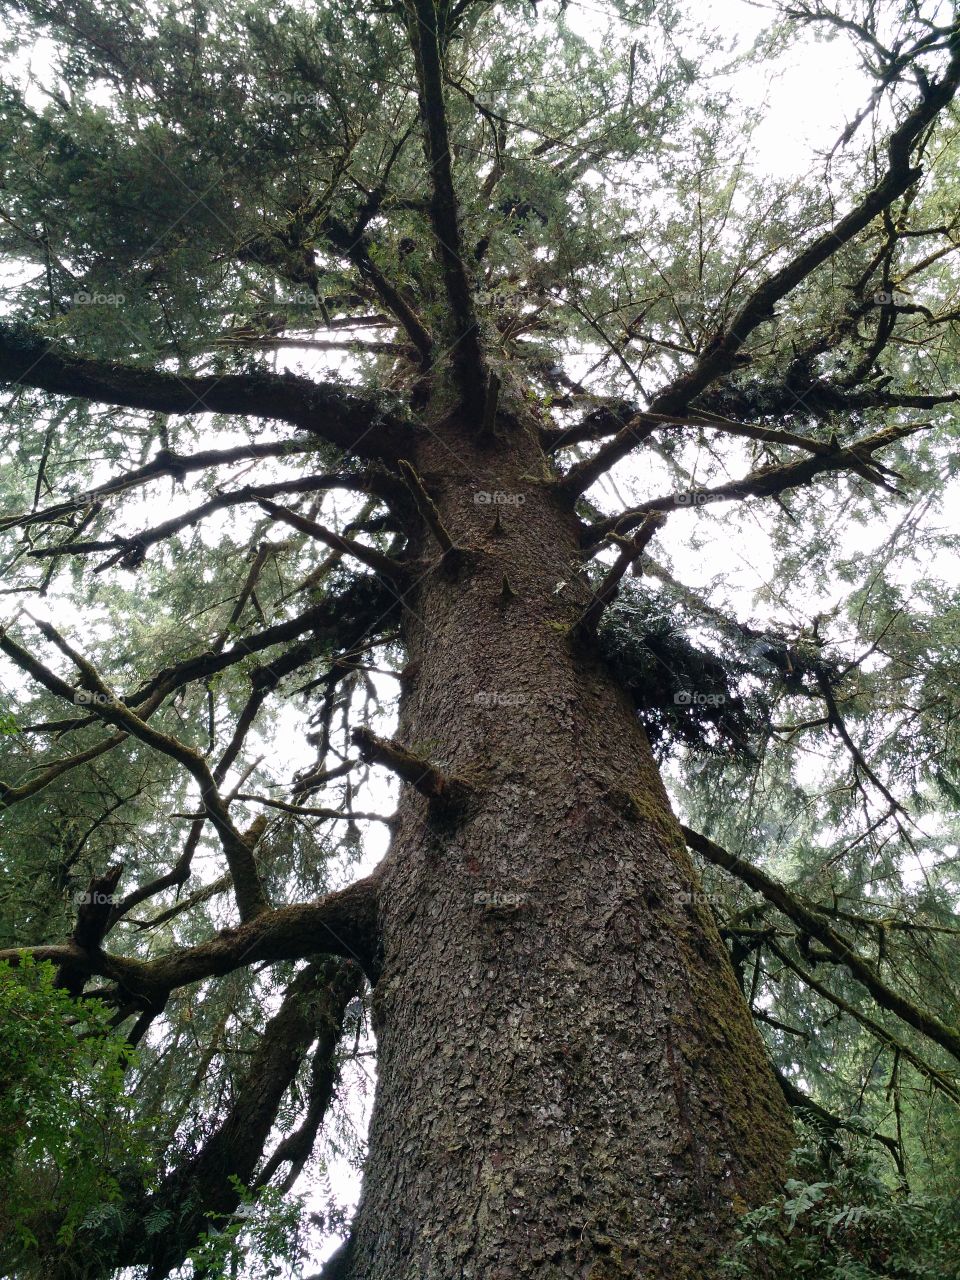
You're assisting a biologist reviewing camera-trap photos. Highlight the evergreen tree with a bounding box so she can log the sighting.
[0,1,959,1276]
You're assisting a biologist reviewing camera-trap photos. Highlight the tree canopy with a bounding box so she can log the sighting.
[0,0,959,1275]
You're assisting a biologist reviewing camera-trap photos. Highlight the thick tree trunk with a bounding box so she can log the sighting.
[346,414,793,1279]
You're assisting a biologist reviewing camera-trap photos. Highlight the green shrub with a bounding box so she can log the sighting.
[0,956,152,1277]
[721,1130,960,1280]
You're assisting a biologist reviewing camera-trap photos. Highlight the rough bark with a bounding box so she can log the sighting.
[343,411,794,1279]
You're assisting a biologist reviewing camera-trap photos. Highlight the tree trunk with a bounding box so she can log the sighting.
[346,413,793,1279]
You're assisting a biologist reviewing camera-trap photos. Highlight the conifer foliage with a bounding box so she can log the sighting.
[0,1,959,1276]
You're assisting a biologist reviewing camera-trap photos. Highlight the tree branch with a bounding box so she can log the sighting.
[682,825,960,1064]
[129,958,362,1277]
[396,458,464,563]
[255,498,406,580]
[403,0,486,413]
[0,321,412,459]
[648,28,960,414]
[572,513,666,637]
[0,440,324,534]
[0,874,381,994]
[584,422,925,545]
[25,476,378,570]
[351,725,472,812]
[765,938,960,1107]
[0,622,271,922]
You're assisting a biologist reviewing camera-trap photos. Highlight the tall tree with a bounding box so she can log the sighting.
[0,1,959,1276]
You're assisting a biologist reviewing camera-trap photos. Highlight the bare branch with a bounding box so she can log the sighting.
[572,513,667,637]
[255,498,406,579]
[351,725,472,812]
[397,458,463,560]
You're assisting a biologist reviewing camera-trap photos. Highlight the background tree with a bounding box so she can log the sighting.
[0,0,959,1276]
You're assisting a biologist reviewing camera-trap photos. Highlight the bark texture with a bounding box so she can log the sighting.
[344,412,794,1279]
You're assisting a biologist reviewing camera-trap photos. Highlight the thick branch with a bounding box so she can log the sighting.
[0,874,381,994]
[0,321,411,459]
[55,863,125,995]
[404,0,486,412]
[558,415,659,499]
[648,31,960,414]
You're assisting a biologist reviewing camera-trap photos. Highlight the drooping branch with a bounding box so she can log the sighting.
[682,825,960,1065]
[771,1065,904,1170]
[122,576,401,717]
[255,980,361,1192]
[1,577,392,816]
[0,622,271,922]
[114,958,363,1278]
[764,938,960,1107]
[0,320,413,459]
[813,668,910,820]
[0,730,128,809]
